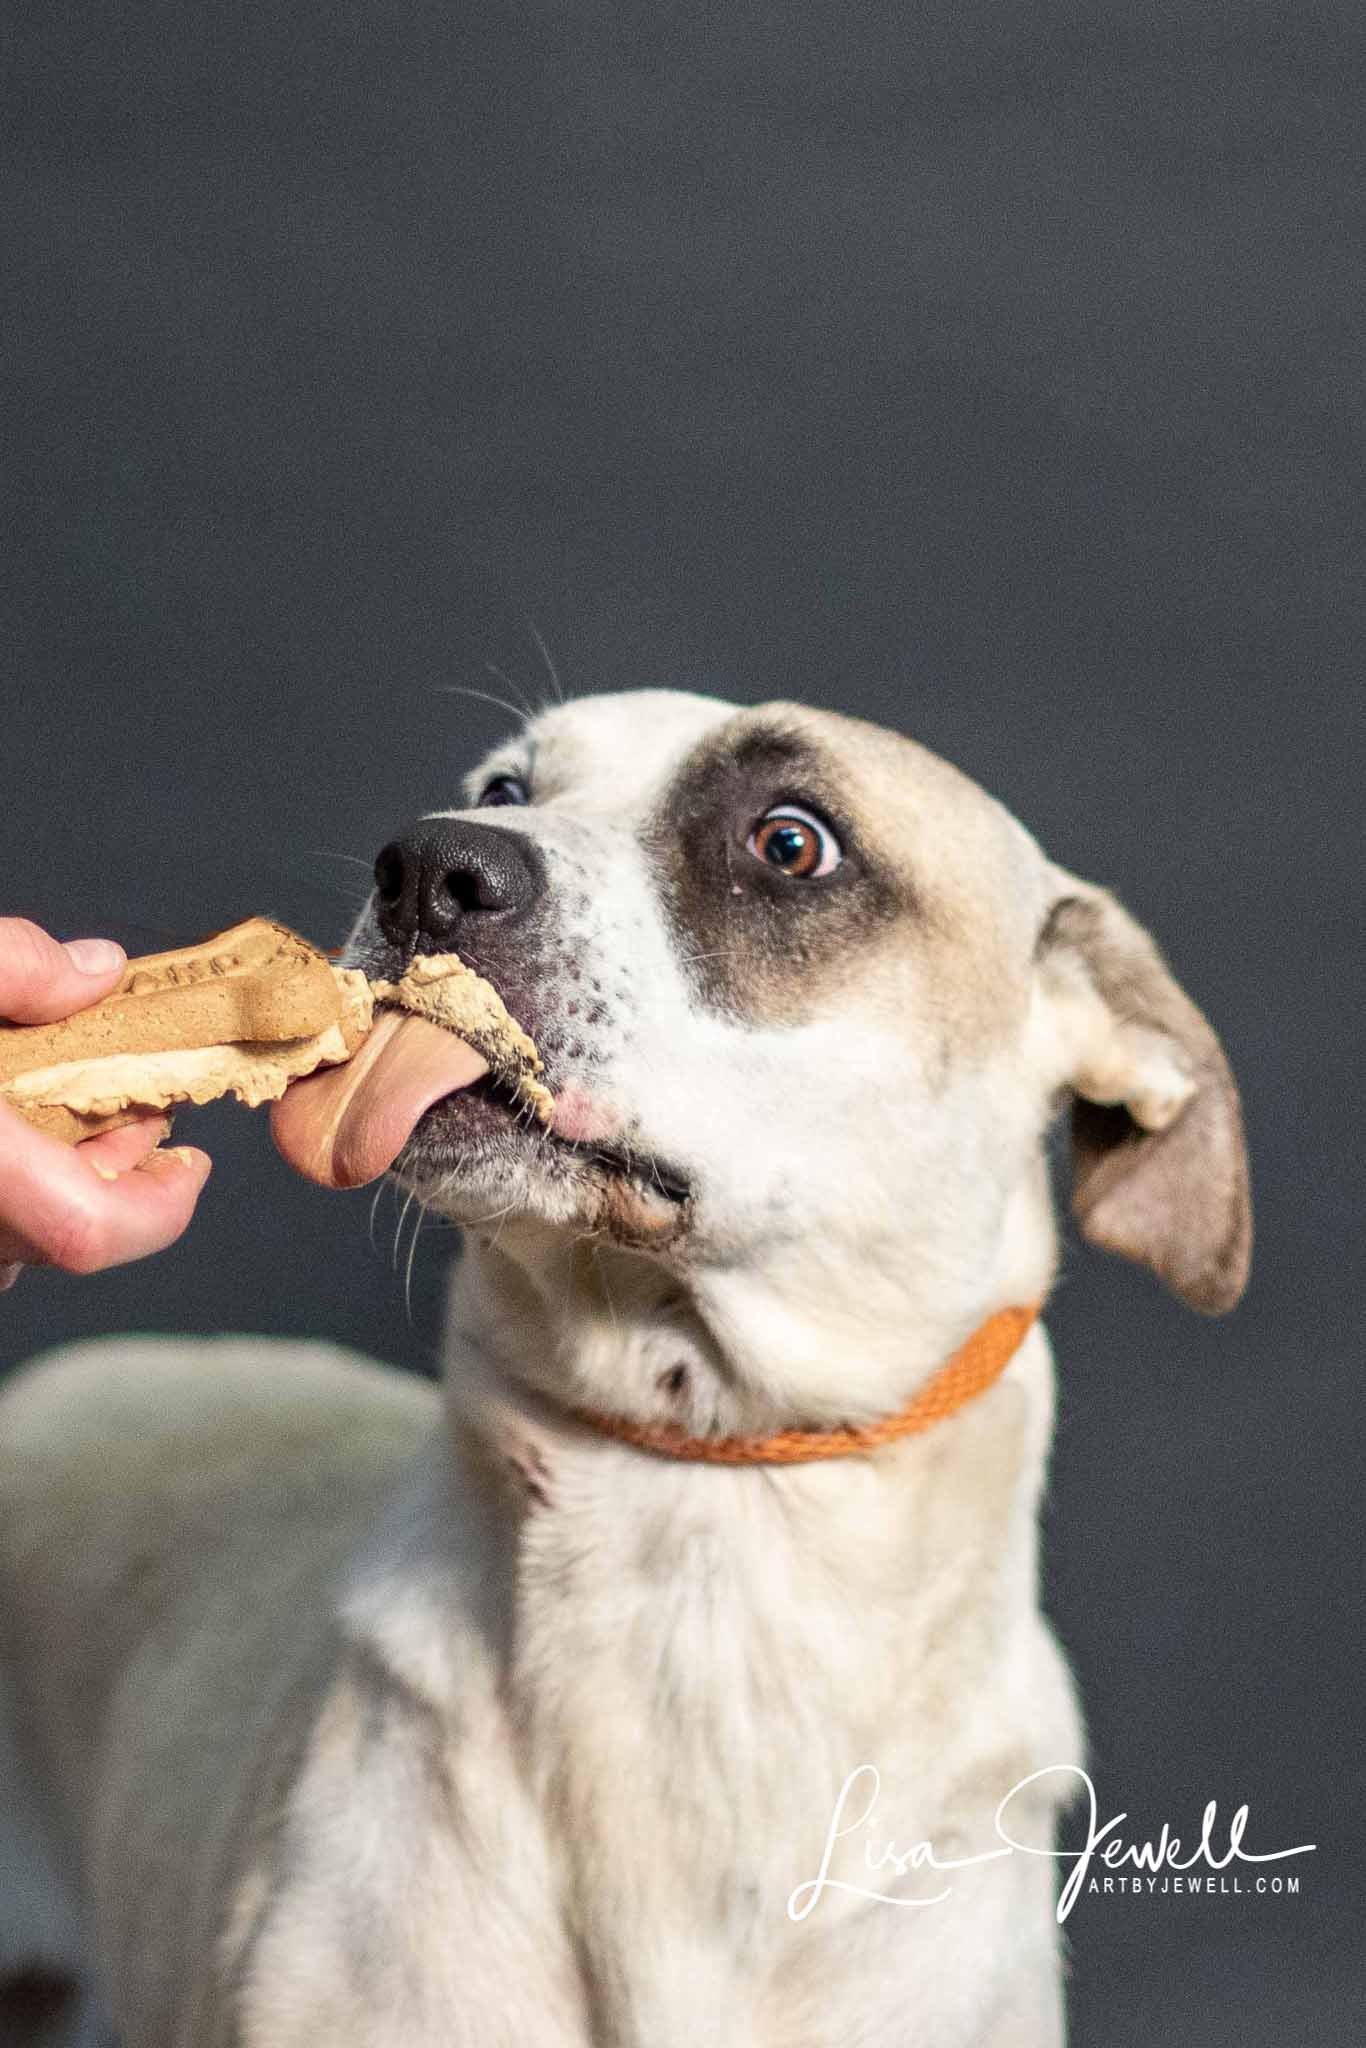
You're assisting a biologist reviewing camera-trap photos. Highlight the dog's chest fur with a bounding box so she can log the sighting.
[246,1332,1079,2048]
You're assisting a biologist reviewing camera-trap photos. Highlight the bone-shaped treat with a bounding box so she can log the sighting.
[0,918,550,1147]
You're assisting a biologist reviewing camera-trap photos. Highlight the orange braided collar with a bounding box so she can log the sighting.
[565,1302,1041,1466]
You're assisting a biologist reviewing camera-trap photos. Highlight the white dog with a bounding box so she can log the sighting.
[0,691,1250,2047]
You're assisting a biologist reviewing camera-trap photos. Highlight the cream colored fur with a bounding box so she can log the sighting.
[0,691,1249,2046]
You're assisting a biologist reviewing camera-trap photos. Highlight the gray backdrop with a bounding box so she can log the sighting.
[3,3,1361,2041]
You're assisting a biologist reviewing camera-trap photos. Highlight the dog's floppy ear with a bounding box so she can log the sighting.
[1035,871,1251,1313]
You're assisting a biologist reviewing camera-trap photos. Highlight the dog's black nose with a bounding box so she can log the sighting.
[371,819,544,948]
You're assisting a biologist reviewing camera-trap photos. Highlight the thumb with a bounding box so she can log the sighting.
[0,919,127,1025]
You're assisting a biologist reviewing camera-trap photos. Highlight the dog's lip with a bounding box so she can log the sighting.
[408,1073,694,1207]
[551,1127,692,1204]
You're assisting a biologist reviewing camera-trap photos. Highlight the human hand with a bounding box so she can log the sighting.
[0,920,212,1289]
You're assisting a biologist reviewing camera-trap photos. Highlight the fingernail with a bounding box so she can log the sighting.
[65,938,126,976]
[90,1161,119,1182]
[141,1146,207,1174]
[0,1262,22,1292]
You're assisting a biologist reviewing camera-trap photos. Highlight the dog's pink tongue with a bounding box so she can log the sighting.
[271,1010,489,1189]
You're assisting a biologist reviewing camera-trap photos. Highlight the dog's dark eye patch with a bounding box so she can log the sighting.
[642,719,907,1022]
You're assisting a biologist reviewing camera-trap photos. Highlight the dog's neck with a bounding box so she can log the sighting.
[422,1219,1058,1725]
[443,1165,1058,1457]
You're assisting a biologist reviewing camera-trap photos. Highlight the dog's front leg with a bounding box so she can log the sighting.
[204,1861,594,2048]
[969,1854,1067,2048]
[974,1966,1065,2048]
[185,1650,594,2048]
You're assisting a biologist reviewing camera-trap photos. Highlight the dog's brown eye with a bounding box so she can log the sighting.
[477,774,529,808]
[746,805,842,879]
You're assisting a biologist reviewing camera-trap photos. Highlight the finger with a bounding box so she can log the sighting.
[77,1114,174,1176]
[11,1145,212,1273]
[0,1101,211,1274]
[0,919,126,1024]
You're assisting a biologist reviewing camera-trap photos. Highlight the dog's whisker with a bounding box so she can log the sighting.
[590,1241,620,1336]
[264,857,373,915]
[278,881,370,910]
[392,1188,418,1272]
[435,681,533,729]
[367,1179,389,1255]
[525,619,565,706]
[403,1199,428,1325]
[677,944,743,968]
[485,661,540,720]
